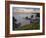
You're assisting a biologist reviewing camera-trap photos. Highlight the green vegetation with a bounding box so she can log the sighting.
[15,22,40,30]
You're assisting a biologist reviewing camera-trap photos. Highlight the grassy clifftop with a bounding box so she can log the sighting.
[15,23,40,30]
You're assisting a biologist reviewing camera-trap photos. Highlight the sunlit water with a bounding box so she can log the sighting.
[13,14,34,26]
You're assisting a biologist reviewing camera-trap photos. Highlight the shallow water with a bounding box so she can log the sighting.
[16,18,30,26]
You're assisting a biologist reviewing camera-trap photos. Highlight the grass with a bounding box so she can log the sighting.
[15,22,40,30]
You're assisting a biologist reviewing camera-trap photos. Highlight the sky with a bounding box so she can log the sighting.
[12,7,40,13]
[13,7,40,11]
